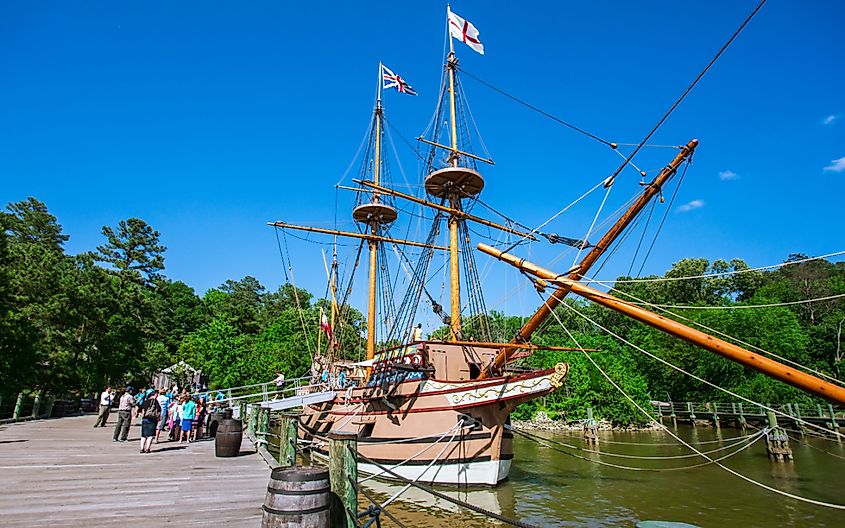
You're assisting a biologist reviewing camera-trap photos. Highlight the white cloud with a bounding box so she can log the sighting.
[719,169,738,181]
[677,199,705,213]
[823,157,845,173]
[823,114,839,126]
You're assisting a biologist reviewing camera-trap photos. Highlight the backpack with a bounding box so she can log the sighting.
[143,399,161,420]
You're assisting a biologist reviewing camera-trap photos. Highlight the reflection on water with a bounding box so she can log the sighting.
[354,426,845,527]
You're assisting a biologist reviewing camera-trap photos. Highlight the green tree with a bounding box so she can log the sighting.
[96,218,166,284]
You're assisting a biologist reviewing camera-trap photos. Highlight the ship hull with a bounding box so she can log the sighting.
[300,365,567,486]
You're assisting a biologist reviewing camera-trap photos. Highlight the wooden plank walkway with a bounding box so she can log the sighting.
[0,414,271,527]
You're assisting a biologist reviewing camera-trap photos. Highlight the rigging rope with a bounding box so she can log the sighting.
[627,292,845,310]
[603,0,769,188]
[636,157,692,276]
[541,292,845,509]
[583,249,845,284]
[551,292,845,439]
[583,274,845,388]
[457,66,613,147]
[354,448,542,528]
[508,426,766,472]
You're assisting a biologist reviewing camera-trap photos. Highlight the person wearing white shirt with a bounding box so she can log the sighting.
[93,387,113,428]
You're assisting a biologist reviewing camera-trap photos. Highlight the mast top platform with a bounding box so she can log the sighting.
[424,166,485,198]
[352,202,398,225]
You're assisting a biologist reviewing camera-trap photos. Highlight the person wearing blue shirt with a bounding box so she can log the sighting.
[180,397,197,444]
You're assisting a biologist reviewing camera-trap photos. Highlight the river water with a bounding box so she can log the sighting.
[355,426,845,527]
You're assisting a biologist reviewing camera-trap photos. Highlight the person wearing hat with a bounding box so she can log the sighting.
[112,386,137,442]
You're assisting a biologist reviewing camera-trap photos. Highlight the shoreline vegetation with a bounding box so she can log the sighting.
[511,411,662,432]
[2,197,844,425]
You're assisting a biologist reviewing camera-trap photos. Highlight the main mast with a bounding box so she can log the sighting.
[353,63,397,361]
[422,7,488,341]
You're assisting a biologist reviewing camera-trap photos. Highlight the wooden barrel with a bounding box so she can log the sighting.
[261,467,330,528]
[214,418,242,457]
[208,408,234,438]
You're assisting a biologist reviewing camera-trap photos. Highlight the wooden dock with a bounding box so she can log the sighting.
[0,414,271,527]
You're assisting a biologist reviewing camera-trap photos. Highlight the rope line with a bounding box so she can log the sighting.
[354,448,542,528]
[602,0,768,187]
[457,67,613,147]
[509,426,766,472]
[541,293,845,508]
[583,274,845,388]
[625,292,845,310]
[583,249,845,284]
[554,294,845,440]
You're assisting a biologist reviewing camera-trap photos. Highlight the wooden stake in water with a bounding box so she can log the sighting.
[277,413,298,467]
[328,431,357,528]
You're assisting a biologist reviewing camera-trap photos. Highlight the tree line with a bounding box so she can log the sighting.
[0,197,364,409]
[2,197,843,424]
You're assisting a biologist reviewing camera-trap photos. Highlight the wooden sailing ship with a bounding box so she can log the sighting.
[270,6,845,486]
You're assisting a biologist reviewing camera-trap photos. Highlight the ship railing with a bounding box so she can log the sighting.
[192,376,325,407]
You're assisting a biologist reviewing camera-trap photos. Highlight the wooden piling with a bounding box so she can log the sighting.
[709,402,720,429]
[277,412,298,467]
[584,407,599,445]
[12,392,25,420]
[737,402,747,430]
[793,403,805,437]
[31,391,42,418]
[43,395,55,418]
[828,404,841,442]
[248,404,259,437]
[256,406,269,448]
[764,410,793,462]
[328,431,357,528]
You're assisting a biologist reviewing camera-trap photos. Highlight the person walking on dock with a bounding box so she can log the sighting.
[139,393,162,453]
[272,372,286,399]
[93,387,113,427]
[112,387,137,442]
[179,396,197,444]
[154,389,170,443]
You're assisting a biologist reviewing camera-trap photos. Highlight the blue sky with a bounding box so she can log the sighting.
[2,1,843,327]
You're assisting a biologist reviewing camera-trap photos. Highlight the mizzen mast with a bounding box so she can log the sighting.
[353,63,398,361]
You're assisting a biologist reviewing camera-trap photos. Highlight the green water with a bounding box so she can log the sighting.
[355,426,845,527]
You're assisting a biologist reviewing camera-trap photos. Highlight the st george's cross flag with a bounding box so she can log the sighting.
[320,309,333,340]
[382,65,418,95]
[448,7,484,55]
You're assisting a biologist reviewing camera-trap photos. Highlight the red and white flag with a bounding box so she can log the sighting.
[448,7,484,55]
[320,311,333,339]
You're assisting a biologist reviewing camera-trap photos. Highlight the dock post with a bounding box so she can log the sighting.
[12,392,25,420]
[248,404,259,437]
[277,412,298,467]
[764,410,792,462]
[793,403,805,437]
[737,403,747,430]
[31,390,43,418]
[669,401,677,428]
[256,406,269,448]
[43,394,55,418]
[329,431,357,528]
[584,407,599,445]
[709,402,720,429]
[687,402,697,422]
[828,404,840,440]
